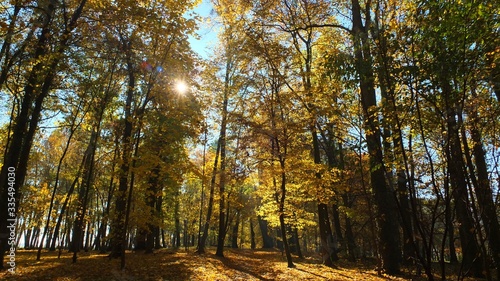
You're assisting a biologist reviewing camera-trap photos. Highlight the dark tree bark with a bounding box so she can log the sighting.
[0,4,21,88]
[467,93,500,277]
[293,227,303,259]
[174,190,181,248]
[279,214,294,268]
[449,229,459,264]
[154,195,163,249]
[135,231,146,251]
[231,211,240,248]
[257,216,274,249]
[250,219,256,250]
[109,38,136,259]
[215,54,231,258]
[350,0,401,274]
[145,165,160,254]
[317,202,338,265]
[183,220,189,249]
[276,157,294,268]
[95,130,119,253]
[444,104,483,277]
[0,0,87,269]
[50,170,83,252]
[342,194,357,262]
[331,204,344,252]
[310,127,338,266]
[71,130,99,263]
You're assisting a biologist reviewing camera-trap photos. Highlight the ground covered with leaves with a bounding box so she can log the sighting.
[0,248,489,280]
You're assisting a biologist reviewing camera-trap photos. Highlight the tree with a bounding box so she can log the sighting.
[0,0,87,269]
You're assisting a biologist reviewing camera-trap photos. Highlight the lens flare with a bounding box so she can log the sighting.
[175,81,188,94]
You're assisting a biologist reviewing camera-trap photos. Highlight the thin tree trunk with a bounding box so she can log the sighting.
[277,160,294,268]
[38,104,83,258]
[197,125,208,251]
[231,211,240,248]
[155,195,163,249]
[174,189,181,248]
[0,4,21,88]
[109,38,135,259]
[183,220,189,249]
[250,219,256,250]
[72,129,99,263]
[331,204,344,253]
[197,139,221,254]
[49,154,88,251]
[342,194,356,262]
[215,54,231,257]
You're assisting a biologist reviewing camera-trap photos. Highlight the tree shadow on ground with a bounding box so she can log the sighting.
[211,250,275,281]
[294,267,330,279]
[0,250,195,281]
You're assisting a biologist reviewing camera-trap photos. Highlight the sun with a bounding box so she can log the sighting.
[174,81,188,94]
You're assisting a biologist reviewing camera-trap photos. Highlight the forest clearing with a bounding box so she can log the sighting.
[0,0,499,280]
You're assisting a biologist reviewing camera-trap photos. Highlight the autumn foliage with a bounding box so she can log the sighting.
[0,0,499,280]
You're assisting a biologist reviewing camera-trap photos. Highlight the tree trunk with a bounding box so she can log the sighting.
[331,204,344,254]
[72,129,98,263]
[312,129,338,266]
[24,229,31,250]
[174,190,181,248]
[155,195,163,249]
[293,228,303,259]
[0,5,22,88]
[445,105,483,277]
[250,219,256,250]
[215,55,231,258]
[343,194,357,262]
[467,98,500,276]
[279,214,294,268]
[96,133,119,253]
[351,0,401,273]
[318,203,337,265]
[258,216,274,248]
[84,220,92,251]
[183,220,189,249]
[448,219,458,264]
[231,212,240,248]
[197,140,221,253]
[109,38,135,259]
[277,158,294,268]
[145,165,160,254]
[135,230,146,251]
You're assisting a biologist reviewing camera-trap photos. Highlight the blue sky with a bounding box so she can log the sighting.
[188,0,219,59]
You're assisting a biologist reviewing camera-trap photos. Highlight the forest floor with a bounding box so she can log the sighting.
[0,248,492,281]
